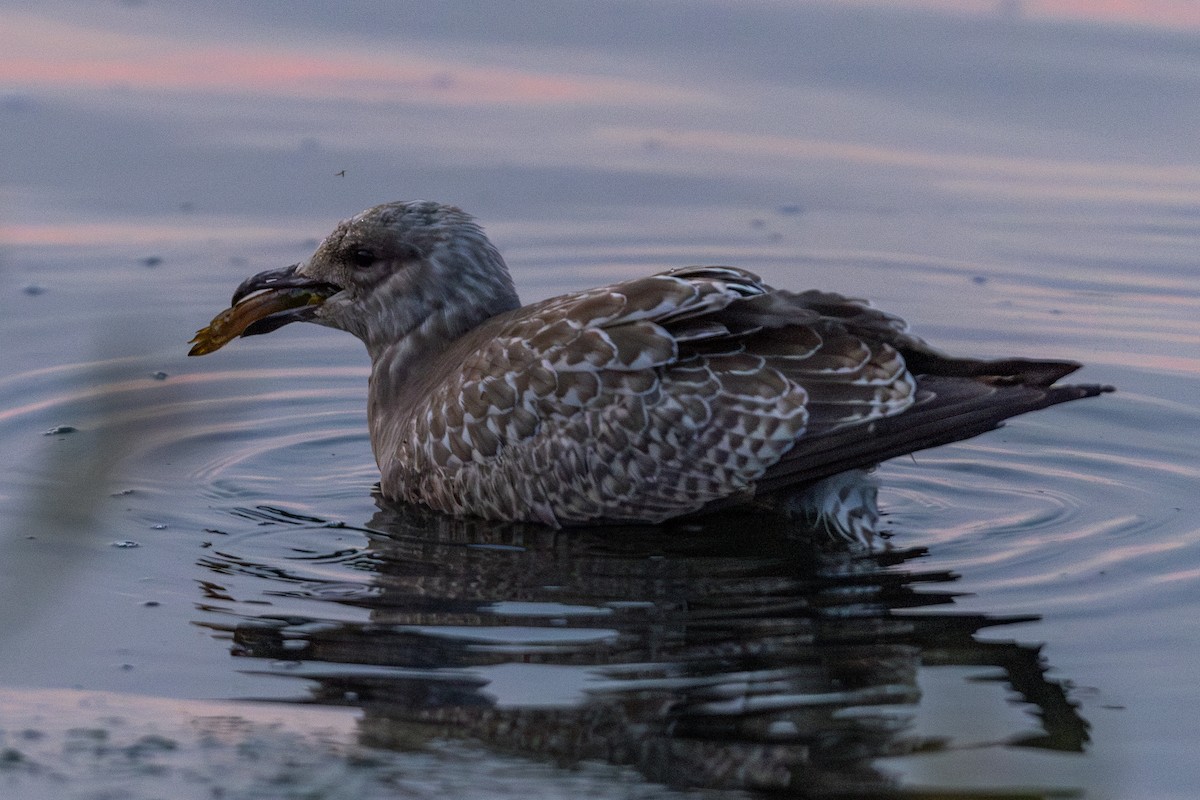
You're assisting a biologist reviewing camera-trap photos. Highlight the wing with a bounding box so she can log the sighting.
[393,266,936,525]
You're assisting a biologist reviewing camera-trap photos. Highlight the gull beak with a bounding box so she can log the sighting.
[188,264,342,356]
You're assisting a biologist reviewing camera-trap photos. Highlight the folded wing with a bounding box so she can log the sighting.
[395,266,1108,526]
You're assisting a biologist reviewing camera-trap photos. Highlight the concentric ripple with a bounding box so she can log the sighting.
[0,342,379,525]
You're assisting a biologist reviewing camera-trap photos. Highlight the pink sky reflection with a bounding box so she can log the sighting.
[1,14,701,107]
[0,220,300,248]
[845,0,1200,30]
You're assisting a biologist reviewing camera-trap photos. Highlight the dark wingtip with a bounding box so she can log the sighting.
[986,358,1082,387]
[748,375,1115,501]
[905,352,1087,388]
[1051,382,1116,401]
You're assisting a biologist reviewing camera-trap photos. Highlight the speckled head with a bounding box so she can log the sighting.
[190,201,521,359]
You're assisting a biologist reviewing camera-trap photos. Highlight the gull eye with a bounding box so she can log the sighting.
[348,248,376,269]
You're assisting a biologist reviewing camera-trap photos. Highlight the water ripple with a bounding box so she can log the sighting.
[3,253,1197,794]
[874,390,1200,616]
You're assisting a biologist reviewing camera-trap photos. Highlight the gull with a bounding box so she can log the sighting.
[189,201,1112,532]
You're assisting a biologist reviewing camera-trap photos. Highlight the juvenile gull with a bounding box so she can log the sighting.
[190,201,1113,531]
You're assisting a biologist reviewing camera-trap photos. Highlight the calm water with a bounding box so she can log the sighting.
[2,3,1199,798]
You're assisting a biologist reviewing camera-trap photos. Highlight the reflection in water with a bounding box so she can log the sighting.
[197,501,1088,796]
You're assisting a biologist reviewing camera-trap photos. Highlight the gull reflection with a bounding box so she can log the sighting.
[200,500,1089,794]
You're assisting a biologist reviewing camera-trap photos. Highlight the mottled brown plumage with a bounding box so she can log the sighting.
[190,201,1113,531]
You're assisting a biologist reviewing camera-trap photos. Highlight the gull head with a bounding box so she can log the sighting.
[189,201,520,358]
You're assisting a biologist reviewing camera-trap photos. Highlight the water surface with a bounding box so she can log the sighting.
[2,3,1199,798]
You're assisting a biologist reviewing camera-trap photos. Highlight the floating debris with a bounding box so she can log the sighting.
[0,748,28,767]
[150,371,168,381]
[43,425,77,436]
[140,256,163,268]
[776,203,804,215]
[22,284,46,296]
[111,540,141,549]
